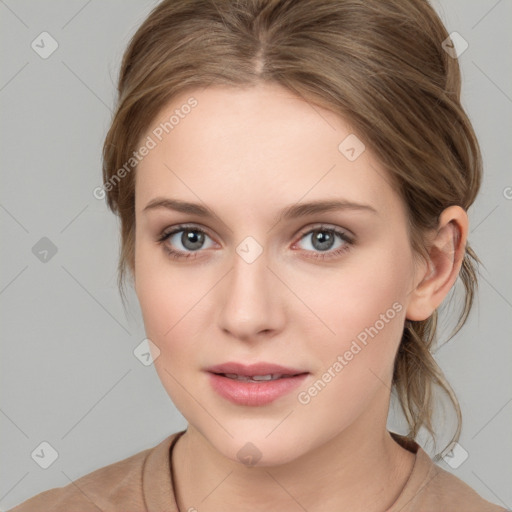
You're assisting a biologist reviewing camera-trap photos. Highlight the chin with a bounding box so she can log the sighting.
[198,421,313,468]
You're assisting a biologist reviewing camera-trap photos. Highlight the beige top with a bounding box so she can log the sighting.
[8,430,508,512]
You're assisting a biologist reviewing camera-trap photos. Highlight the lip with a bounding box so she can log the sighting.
[204,361,309,406]
[205,361,307,377]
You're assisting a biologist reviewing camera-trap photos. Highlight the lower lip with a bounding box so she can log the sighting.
[207,372,309,406]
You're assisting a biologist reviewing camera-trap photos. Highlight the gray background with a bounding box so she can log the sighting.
[0,0,511,509]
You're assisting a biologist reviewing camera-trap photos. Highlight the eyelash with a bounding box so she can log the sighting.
[156,223,355,261]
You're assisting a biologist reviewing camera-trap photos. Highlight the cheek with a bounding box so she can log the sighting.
[291,252,410,421]
[135,240,190,347]
[134,259,202,409]
[134,238,217,377]
[296,243,411,372]
[137,272,197,346]
[134,252,217,428]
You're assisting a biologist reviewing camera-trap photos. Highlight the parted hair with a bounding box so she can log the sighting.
[102,0,482,454]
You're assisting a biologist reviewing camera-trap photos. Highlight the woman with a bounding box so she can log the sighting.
[9,0,507,510]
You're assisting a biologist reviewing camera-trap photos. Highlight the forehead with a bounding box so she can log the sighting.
[134,83,400,219]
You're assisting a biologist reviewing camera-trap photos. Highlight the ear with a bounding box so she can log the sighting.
[405,205,468,321]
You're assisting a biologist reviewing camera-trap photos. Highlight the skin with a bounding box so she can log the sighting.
[133,82,468,512]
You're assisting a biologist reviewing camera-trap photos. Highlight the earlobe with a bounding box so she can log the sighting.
[405,206,468,321]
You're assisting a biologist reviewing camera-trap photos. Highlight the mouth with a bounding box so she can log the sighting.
[212,372,305,382]
[205,361,308,378]
[204,362,310,406]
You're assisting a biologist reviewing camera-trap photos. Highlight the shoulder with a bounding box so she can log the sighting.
[7,434,177,512]
[389,432,508,512]
[418,461,508,512]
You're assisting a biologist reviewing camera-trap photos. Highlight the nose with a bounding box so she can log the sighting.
[217,243,285,343]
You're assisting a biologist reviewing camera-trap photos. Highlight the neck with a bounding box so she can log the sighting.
[171,408,415,512]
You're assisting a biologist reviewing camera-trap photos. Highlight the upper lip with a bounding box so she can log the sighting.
[205,361,308,377]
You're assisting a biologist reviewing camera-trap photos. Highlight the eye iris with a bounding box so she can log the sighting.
[182,229,204,250]
[312,230,335,251]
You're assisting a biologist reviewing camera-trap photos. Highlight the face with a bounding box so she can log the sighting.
[134,82,421,466]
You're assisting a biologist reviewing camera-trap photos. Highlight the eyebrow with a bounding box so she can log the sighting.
[143,197,378,222]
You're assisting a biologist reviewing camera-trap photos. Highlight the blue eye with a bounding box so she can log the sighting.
[294,225,354,261]
[157,223,354,261]
[157,225,214,259]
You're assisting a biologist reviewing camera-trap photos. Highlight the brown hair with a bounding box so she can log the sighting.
[102,0,482,454]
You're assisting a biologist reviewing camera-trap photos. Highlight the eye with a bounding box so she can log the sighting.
[157,223,355,261]
[293,224,354,260]
[157,224,215,260]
